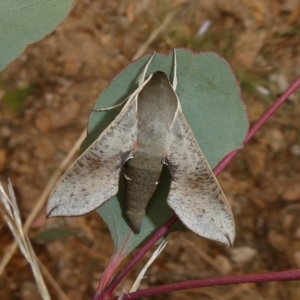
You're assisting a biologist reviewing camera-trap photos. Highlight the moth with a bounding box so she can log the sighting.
[47,51,235,246]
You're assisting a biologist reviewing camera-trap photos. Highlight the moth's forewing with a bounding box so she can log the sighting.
[163,110,235,246]
[46,99,138,218]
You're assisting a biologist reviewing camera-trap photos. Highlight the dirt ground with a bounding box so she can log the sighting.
[1,0,300,299]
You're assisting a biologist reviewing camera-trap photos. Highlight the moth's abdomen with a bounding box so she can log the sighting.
[124,157,162,233]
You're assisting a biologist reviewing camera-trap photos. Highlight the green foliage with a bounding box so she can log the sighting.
[0,0,73,71]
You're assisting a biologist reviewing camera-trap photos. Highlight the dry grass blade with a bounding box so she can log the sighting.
[129,240,167,293]
[0,180,51,300]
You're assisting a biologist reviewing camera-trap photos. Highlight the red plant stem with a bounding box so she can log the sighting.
[214,74,300,176]
[115,270,300,299]
[97,215,179,300]
[98,74,300,299]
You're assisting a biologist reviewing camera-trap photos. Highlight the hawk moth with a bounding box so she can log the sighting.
[46,52,235,246]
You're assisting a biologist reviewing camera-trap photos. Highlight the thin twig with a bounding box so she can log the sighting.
[115,269,300,299]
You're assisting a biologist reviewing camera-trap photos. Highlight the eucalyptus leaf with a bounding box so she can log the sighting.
[81,49,248,255]
[0,0,73,71]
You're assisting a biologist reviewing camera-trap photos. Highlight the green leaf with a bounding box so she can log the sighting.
[81,49,248,256]
[0,0,73,71]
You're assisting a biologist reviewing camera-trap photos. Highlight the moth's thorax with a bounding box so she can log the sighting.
[136,71,178,155]
[126,71,178,183]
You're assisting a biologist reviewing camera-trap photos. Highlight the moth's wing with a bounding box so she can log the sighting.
[163,111,235,246]
[47,99,138,218]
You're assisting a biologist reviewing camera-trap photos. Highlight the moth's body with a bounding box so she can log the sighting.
[124,72,178,232]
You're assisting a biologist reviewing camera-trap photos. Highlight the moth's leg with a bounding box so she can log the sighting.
[138,52,156,86]
[172,49,178,91]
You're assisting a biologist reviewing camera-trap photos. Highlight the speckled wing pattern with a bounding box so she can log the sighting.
[46,99,138,218]
[164,110,235,246]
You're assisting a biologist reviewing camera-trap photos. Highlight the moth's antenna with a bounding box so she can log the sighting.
[170,49,182,126]
[91,97,129,112]
[138,52,156,86]
[172,49,178,91]
[93,54,156,113]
